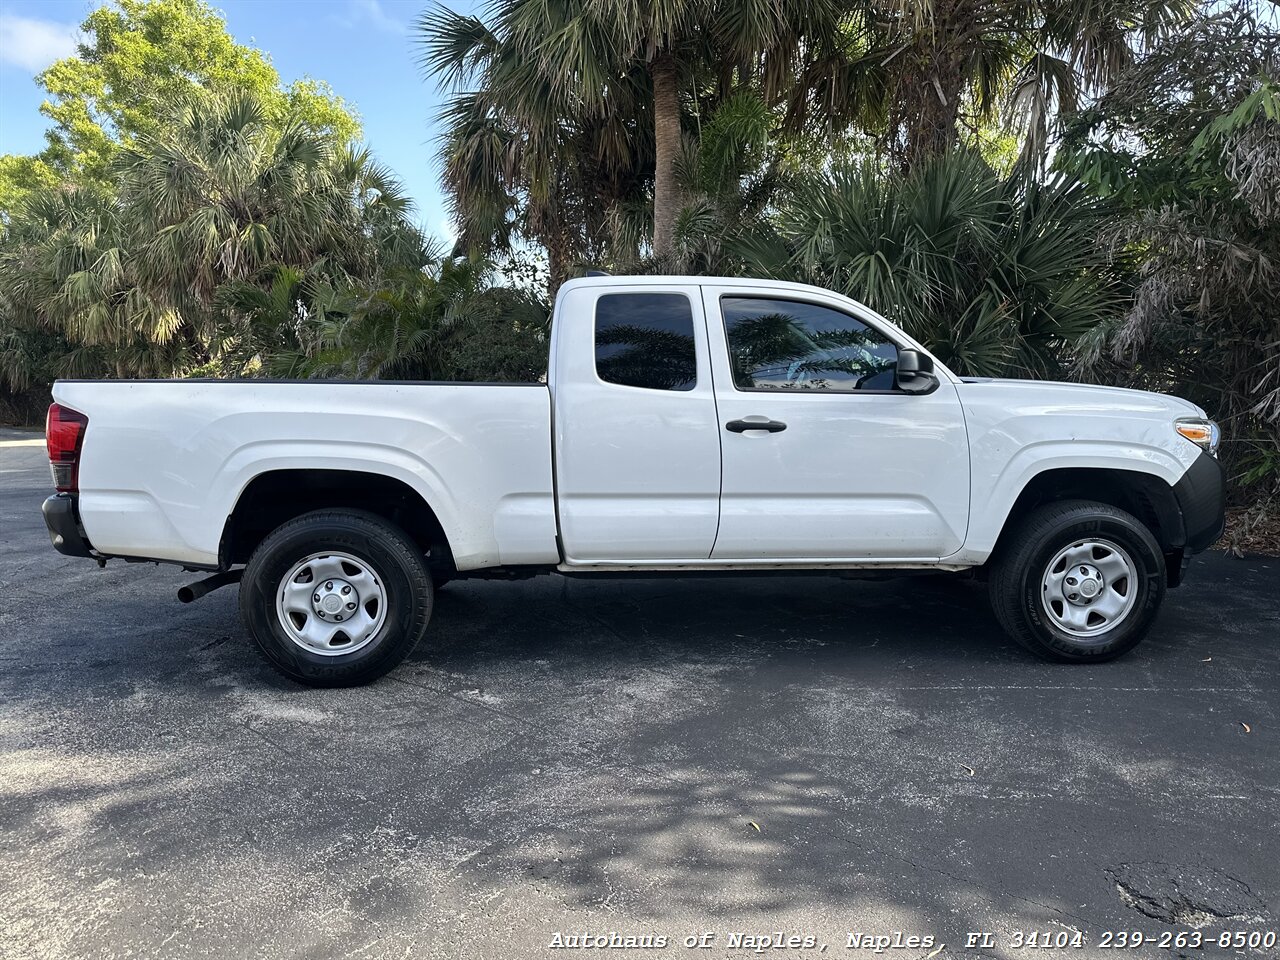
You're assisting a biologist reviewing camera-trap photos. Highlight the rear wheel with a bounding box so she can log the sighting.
[989,500,1166,662]
[239,510,432,686]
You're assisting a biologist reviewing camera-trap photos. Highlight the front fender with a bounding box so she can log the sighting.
[951,380,1203,564]
[955,440,1196,563]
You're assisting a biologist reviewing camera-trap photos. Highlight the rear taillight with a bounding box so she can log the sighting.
[46,403,89,493]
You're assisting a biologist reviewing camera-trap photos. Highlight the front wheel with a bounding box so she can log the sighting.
[989,500,1166,662]
[239,510,433,686]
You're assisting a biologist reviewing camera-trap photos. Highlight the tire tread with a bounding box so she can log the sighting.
[239,509,432,686]
[989,499,1164,663]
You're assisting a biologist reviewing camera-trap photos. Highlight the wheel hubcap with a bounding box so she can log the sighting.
[1041,539,1138,639]
[276,552,387,656]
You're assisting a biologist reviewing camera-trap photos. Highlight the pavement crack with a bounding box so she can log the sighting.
[1106,862,1271,927]
[1113,875,1226,924]
[238,718,304,762]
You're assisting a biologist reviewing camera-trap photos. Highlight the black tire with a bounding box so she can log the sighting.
[989,499,1166,663]
[239,510,433,687]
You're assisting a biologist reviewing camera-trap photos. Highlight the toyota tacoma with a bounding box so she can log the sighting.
[41,275,1226,685]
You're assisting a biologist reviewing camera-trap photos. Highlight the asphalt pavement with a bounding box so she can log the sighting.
[2,429,1278,960]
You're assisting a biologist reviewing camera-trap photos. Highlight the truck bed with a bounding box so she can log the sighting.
[54,379,558,570]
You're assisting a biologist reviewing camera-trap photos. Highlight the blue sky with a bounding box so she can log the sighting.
[0,0,478,240]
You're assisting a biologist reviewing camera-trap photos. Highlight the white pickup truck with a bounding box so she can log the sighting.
[42,275,1225,685]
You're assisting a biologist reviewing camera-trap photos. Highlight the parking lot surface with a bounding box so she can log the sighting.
[2,431,1278,959]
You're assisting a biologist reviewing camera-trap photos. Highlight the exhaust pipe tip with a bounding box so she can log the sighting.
[178,570,242,604]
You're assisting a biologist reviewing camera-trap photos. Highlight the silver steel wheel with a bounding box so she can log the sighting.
[1040,538,1138,639]
[276,551,388,656]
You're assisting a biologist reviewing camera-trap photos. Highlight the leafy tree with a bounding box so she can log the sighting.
[211,254,550,385]
[1059,1,1280,509]
[0,156,62,215]
[0,0,358,213]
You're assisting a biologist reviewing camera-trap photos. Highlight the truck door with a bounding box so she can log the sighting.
[700,285,970,560]
[552,283,722,563]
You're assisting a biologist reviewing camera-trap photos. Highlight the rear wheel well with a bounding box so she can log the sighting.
[221,470,453,573]
[994,468,1187,582]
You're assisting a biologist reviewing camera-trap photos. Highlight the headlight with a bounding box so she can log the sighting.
[1175,417,1221,457]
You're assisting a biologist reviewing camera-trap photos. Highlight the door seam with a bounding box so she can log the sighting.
[701,284,726,560]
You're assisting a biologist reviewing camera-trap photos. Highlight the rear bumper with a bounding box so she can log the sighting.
[42,494,95,558]
[1173,452,1226,554]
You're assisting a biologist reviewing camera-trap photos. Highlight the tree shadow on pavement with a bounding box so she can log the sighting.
[3,567,1278,958]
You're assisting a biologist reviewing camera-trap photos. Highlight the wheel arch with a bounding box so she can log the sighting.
[991,466,1186,579]
[219,469,455,574]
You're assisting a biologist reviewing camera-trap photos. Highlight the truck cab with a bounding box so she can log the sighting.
[552,278,969,566]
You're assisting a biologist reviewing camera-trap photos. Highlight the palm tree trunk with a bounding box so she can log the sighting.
[904,55,963,170]
[901,0,964,172]
[545,227,571,301]
[651,53,680,258]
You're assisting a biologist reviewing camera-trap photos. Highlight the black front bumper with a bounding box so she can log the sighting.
[42,494,95,558]
[1173,451,1227,554]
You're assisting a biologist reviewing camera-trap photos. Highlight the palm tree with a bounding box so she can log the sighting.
[0,90,428,383]
[426,44,652,292]
[419,0,843,263]
[668,91,789,275]
[816,0,1195,169]
[119,92,425,348]
[0,184,190,376]
[300,257,549,382]
[733,150,1128,377]
[1059,1,1280,521]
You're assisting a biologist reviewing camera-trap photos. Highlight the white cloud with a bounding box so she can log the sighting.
[0,13,80,73]
[340,0,408,36]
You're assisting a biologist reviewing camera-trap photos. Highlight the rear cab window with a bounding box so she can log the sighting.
[594,293,697,391]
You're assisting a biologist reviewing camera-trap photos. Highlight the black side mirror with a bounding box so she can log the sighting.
[895,349,939,395]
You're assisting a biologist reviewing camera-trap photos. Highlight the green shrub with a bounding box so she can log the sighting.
[731,151,1128,379]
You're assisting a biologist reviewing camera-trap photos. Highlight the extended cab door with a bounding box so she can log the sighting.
[701,285,970,560]
[552,282,721,562]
